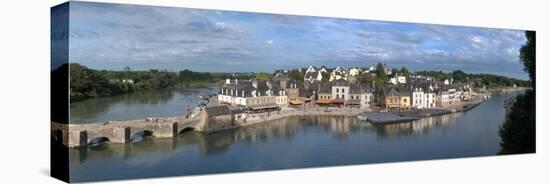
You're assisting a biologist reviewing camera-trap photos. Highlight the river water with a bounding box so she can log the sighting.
[70,87,219,123]
[68,89,516,182]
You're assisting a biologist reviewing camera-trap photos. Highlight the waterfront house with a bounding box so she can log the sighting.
[436,87,461,107]
[198,105,234,130]
[331,79,350,101]
[218,79,284,112]
[379,86,410,110]
[411,86,425,109]
[381,87,401,109]
[316,83,333,106]
[346,84,362,108]
[285,79,300,101]
[398,89,411,109]
[424,84,437,108]
[218,79,253,106]
[360,85,374,109]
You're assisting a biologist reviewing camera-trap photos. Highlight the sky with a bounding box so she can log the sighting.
[53,1,529,79]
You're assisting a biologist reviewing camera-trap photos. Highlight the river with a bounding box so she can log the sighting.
[68,89,518,182]
[70,87,219,123]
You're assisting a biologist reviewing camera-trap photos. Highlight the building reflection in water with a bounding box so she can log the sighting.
[373,112,462,138]
[69,113,463,166]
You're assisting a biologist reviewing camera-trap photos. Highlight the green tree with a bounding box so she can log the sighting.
[391,68,398,76]
[255,72,271,81]
[321,72,330,83]
[520,31,536,89]
[452,70,467,82]
[498,31,536,154]
[376,63,386,80]
[400,66,410,79]
[289,70,304,83]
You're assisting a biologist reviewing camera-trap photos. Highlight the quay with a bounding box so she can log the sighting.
[52,99,485,148]
[363,99,485,124]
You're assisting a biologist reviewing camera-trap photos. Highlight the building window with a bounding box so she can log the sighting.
[342,89,345,93]
[336,88,339,93]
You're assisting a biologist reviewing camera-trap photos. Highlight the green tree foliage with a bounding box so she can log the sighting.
[391,68,398,76]
[254,72,271,81]
[520,31,535,89]
[498,31,536,154]
[321,72,330,83]
[288,70,305,84]
[452,70,467,82]
[355,73,365,84]
[70,63,216,102]
[70,64,111,102]
[400,66,410,79]
[376,63,386,80]
[415,70,529,88]
[498,90,535,154]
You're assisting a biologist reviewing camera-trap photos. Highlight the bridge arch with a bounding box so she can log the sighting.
[130,130,154,142]
[178,127,195,134]
[52,129,64,143]
[88,136,110,146]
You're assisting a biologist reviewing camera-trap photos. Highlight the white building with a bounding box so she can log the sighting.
[397,76,406,84]
[305,71,323,82]
[360,88,373,109]
[411,87,425,109]
[331,79,350,100]
[424,86,436,108]
[348,67,362,76]
[389,76,406,85]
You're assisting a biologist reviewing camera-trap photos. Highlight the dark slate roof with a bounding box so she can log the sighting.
[349,84,361,94]
[305,72,317,79]
[384,88,400,97]
[205,106,232,116]
[319,83,332,94]
[307,80,320,90]
[286,79,298,88]
[332,79,348,86]
[230,107,247,114]
[360,84,374,93]
[299,89,313,97]
[256,81,270,96]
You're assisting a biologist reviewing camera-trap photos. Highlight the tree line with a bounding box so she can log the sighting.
[498,31,535,154]
[70,63,220,102]
[414,70,531,88]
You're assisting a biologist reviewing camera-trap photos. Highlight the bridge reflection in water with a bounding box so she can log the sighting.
[69,113,463,166]
[66,92,509,182]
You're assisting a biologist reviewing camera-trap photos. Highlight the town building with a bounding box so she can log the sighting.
[331,79,349,101]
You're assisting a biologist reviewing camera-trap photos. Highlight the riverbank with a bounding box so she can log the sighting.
[365,100,484,124]
[70,82,218,103]
[62,94,488,147]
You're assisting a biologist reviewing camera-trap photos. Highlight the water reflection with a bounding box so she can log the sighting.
[70,113,465,165]
[70,87,218,123]
[68,94,511,182]
[374,113,462,138]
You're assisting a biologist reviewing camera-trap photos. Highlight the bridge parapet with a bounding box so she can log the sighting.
[52,116,200,148]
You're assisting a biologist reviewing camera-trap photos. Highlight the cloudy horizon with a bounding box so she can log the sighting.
[53,1,530,80]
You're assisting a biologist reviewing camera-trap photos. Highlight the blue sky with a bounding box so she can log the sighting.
[56,1,529,79]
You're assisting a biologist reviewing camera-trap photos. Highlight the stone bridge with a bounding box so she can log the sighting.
[51,116,204,148]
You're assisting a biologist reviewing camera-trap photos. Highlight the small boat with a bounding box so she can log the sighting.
[357,113,368,121]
